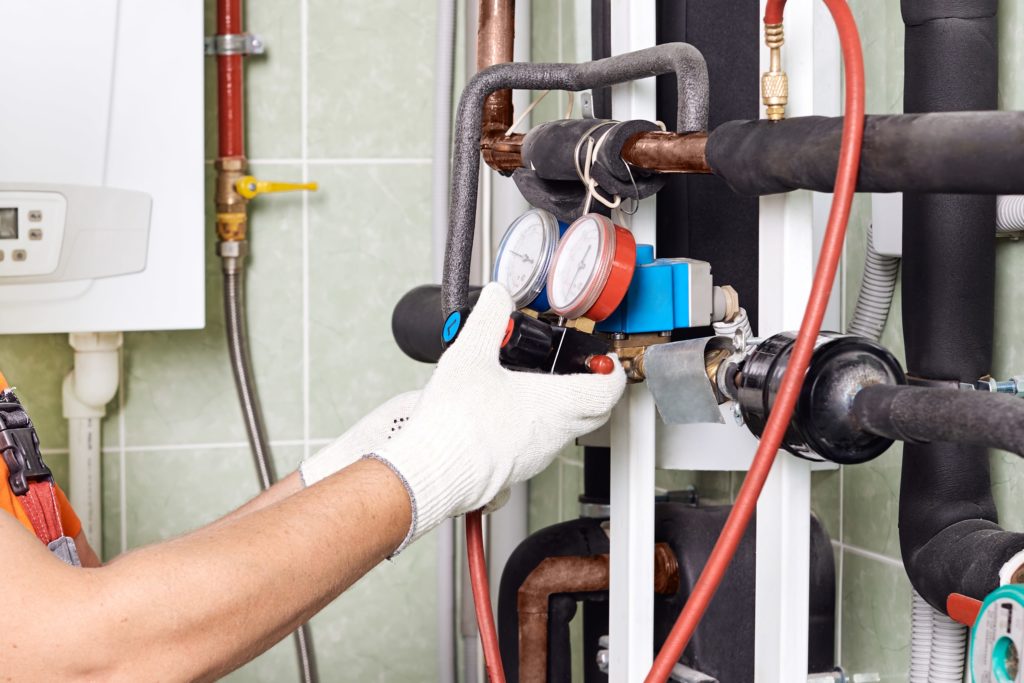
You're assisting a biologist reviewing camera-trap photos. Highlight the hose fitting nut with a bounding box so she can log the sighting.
[762,23,788,121]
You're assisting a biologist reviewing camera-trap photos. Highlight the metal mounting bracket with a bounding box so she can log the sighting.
[204,33,266,56]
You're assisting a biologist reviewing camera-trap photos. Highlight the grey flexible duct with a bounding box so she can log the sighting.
[223,258,319,683]
[850,196,1024,344]
[442,42,709,316]
[847,223,900,341]
[997,195,1024,233]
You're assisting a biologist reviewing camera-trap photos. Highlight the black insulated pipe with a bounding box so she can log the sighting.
[854,385,1024,458]
[897,0,1024,613]
[705,112,1024,196]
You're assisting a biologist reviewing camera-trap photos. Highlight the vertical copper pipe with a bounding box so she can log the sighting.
[477,0,515,166]
[217,0,245,159]
[517,545,680,683]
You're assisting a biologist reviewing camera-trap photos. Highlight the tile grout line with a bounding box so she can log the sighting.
[301,0,311,462]
[831,539,904,569]
[118,343,128,555]
[104,438,331,455]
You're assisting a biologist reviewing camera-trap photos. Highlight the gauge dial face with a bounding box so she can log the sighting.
[547,214,616,318]
[493,209,559,307]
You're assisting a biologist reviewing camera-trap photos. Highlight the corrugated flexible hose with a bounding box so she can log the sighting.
[223,259,319,683]
[847,223,900,341]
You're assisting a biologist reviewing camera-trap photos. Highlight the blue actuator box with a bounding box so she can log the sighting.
[596,244,715,334]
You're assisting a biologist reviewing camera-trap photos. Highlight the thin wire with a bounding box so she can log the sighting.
[504,90,550,136]
[619,160,641,215]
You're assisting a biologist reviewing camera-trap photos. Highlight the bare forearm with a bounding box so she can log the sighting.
[5,459,410,681]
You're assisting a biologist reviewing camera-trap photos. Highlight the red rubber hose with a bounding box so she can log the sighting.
[645,2,864,680]
[764,0,788,25]
[466,510,507,683]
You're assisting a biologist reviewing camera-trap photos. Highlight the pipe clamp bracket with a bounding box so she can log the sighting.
[205,33,266,57]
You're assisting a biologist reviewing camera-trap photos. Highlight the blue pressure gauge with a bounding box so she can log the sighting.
[493,208,564,311]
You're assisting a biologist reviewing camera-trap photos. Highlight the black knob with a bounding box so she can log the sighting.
[499,312,555,370]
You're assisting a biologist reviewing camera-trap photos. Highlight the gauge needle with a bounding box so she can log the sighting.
[567,245,592,295]
[509,249,534,264]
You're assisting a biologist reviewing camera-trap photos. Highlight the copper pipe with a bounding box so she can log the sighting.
[517,543,680,683]
[622,131,711,174]
[477,0,516,168]
[478,129,710,176]
[481,132,524,174]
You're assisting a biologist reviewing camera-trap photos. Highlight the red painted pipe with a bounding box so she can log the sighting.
[217,0,245,158]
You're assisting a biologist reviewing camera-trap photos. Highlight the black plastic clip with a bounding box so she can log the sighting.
[0,425,50,496]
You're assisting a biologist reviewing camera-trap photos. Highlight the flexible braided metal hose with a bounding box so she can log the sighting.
[223,257,319,683]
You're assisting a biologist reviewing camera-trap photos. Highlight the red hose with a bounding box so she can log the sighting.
[466,510,507,683]
[645,2,864,680]
[764,0,788,25]
[217,0,245,158]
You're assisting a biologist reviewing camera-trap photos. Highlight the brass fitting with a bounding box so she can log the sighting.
[215,157,249,242]
[761,23,788,121]
[607,332,672,383]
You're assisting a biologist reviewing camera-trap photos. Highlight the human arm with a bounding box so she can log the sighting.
[1,458,410,682]
[2,283,624,681]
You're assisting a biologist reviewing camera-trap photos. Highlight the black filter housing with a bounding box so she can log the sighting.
[736,332,906,464]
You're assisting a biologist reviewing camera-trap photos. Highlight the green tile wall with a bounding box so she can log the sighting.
[0,2,1021,682]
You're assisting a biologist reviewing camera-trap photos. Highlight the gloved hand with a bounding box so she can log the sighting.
[299,391,421,487]
[372,283,626,552]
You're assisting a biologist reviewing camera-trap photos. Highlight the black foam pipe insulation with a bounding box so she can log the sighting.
[854,385,1024,459]
[656,0,761,335]
[897,0,1024,613]
[706,111,1024,196]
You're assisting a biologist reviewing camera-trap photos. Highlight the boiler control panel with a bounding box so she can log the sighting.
[0,191,67,277]
[0,184,150,285]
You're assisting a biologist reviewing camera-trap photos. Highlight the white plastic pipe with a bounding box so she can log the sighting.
[63,331,122,546]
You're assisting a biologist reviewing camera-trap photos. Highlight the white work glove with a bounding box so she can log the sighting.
[372,283,627,552]
[299,391,421,487]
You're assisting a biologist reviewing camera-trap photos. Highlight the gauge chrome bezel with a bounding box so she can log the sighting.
[492,208,561,308]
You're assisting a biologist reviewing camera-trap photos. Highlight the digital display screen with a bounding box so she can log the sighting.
[0,208,17,240]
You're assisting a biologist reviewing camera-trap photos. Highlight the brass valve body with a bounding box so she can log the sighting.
[762,23,788,121]
[215,157,249,242]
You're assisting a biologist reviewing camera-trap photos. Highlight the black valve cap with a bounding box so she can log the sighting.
[499,312,555,370]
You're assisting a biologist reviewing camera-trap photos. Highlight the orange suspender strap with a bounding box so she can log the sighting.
[0,387,65,546]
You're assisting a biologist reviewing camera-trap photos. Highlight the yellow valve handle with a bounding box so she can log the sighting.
[235,175,318,200]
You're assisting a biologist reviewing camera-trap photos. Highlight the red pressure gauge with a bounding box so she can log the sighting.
[546,213,636,321]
